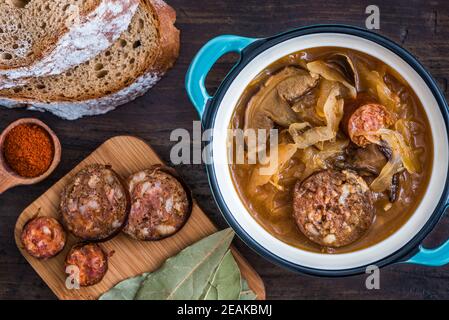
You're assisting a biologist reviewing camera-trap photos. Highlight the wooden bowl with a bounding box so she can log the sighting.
[0,118,61,194]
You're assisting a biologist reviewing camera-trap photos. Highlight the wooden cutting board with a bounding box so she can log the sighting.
[14,136,265,300]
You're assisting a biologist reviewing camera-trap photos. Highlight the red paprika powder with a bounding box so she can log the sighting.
[3,124,54,178]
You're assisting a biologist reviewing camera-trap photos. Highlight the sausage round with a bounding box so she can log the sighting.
[60,164,129,241]
[293,169,375,247]
[123,167,191,241]
[21,216,66,259]
[347,103,393,147]
[65,243,108,287]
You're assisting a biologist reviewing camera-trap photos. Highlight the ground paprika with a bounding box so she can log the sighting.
[3,124,54,178]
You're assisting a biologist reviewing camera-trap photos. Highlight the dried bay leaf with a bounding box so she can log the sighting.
[99,273,149,300]
[99,229,252,301]
[239,279,257,300]
[135,228,235,300]
[203,250,241,300]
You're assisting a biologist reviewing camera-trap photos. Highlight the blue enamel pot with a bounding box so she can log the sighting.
[185,25,449,276]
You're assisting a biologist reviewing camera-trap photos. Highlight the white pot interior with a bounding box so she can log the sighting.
[211,33,448,270]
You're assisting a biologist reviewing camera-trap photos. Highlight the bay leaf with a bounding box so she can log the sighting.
[199,262,218,300]
[239,279,257,300]
[135,228,235,300]
[99,273,149,300]
[203,250,241,300]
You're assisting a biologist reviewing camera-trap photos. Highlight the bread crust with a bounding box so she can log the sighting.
[0,0,180,120]
[150,0,180,74]
[0,0,139,88]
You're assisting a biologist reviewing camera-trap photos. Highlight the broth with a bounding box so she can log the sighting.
[229,47,433,253]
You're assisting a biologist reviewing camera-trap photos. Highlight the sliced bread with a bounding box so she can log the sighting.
[0,0,179,120]
[0,0,139,87]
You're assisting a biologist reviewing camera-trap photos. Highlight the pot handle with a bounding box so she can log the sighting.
[185,35,259,118]
[403,203,449,266]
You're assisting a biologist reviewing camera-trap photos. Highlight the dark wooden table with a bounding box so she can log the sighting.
[1,0,449,300]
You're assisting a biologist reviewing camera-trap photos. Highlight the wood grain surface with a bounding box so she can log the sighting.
[13,136,265,300]
[1,0,449,300]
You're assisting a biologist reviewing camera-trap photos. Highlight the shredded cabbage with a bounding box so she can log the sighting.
[366,128,420,192]
[357,62,400,113]
[370,156,402,193]
[315,79,337,118]
[248,143,298,191]
[395,119,416,144]
[306,60,357,98]
[376,83,399,113]
[289,87,344,149]
[300,139,349,180]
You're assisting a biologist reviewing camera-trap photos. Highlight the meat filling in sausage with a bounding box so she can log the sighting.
[65,243,108,287]
[60,164,129,241]
[21,216,66,259]
[347,103,394,147]
[123,167,191,241]
[293,169,375,247]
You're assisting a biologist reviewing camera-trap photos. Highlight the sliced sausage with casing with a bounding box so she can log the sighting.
[21,216,66,259]
[60,164,129,241]
[293,169,375,248]
[123,167,192,241]
[347,103,394,146]
[65,243,108,287]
